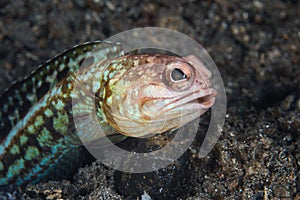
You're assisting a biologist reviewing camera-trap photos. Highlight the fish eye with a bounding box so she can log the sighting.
[171,68,187,81]
[162,61,195,91]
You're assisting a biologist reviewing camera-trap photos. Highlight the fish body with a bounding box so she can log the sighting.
[0,41,216,186]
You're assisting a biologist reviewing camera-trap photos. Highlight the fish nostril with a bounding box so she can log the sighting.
[195,80,202,85]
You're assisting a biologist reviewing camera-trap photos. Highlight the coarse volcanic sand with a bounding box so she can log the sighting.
[0,0,299,199]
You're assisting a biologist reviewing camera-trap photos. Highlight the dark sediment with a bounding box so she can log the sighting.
[0,0,299,199]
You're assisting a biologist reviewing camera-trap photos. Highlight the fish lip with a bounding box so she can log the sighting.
[196,88,217,109]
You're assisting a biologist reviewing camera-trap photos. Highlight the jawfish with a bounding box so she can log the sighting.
[0,41,216,186]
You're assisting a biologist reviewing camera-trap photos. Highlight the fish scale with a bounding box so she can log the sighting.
[0,41,121,139]
[0,41,124,186]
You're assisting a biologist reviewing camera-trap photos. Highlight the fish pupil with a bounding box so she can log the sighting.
[171,68,186,81]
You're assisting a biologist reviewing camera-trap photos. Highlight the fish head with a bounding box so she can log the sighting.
[103,54,216,137]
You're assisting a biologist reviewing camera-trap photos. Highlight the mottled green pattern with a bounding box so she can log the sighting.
[0,41,123,186]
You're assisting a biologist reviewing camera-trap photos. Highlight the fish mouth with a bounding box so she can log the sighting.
[160,88,217,113]
[196,89,216,108]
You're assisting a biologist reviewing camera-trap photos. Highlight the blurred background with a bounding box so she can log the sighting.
[0,0,299,199]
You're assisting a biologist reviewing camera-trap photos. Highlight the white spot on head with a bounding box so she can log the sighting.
[106,96,112,105]
[103,70,109,82]
[109,72,115,79]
